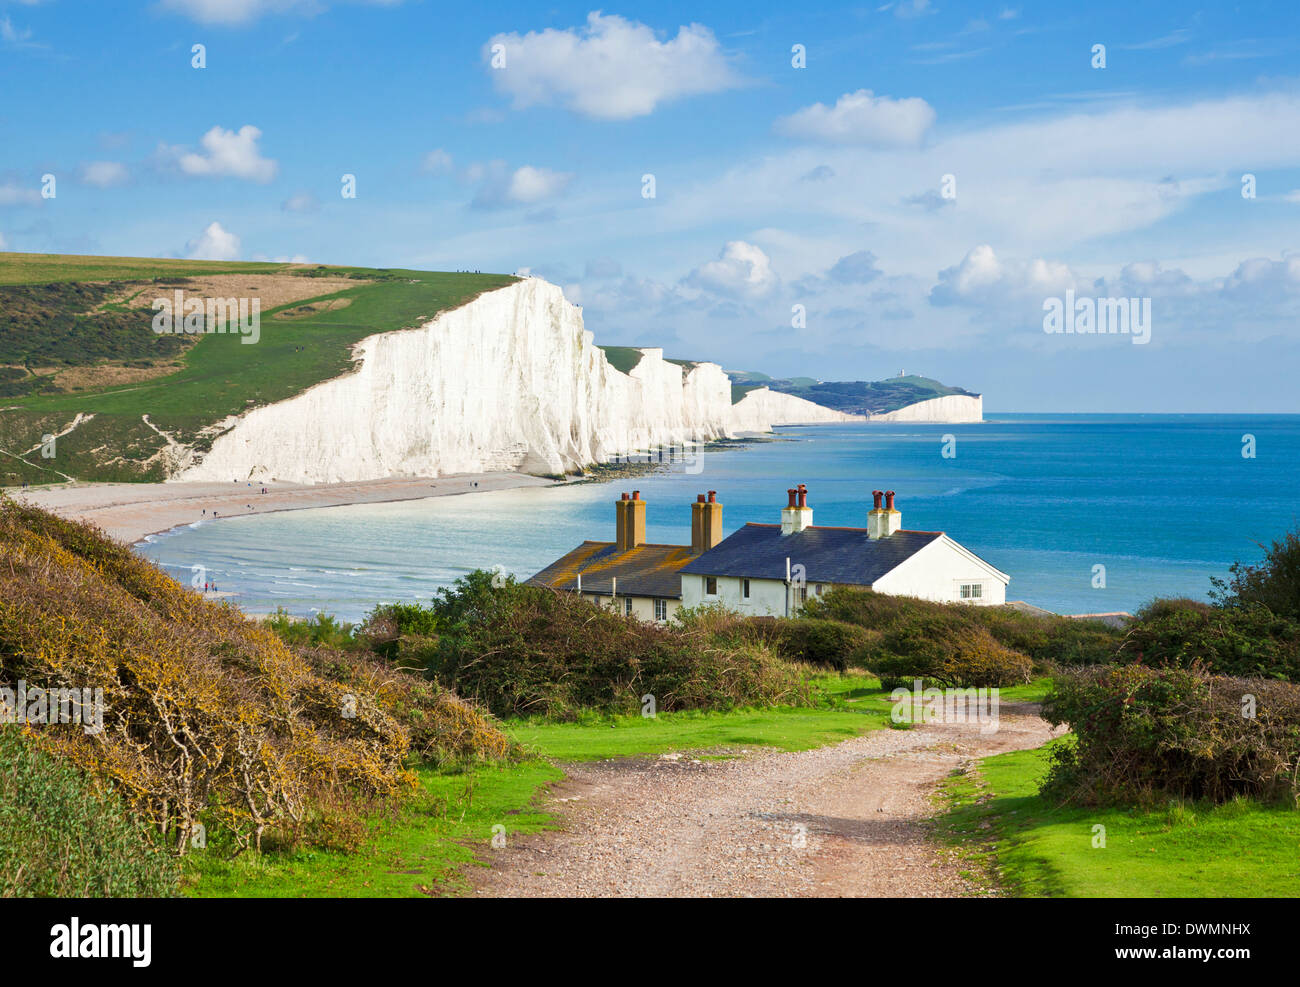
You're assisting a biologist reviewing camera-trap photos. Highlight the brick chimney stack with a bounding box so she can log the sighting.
[616,491,647,551]
[867,489,902,539]
[781,483,814,535]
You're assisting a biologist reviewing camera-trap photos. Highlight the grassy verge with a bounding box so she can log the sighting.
[937,739,1300,897]
[185,671,899,897]
[186,761,562,898]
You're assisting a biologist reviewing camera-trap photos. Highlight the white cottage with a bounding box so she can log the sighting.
[678,486,1009,616]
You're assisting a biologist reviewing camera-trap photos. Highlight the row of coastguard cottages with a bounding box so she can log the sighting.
[527,486,1009,621]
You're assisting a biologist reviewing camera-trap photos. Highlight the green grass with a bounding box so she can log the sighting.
[507,675,893,760]
[0,251,288,285]
[938,738,1300,897]
[597,345,645,374]
[187,760,562,898]
[185,670,897,897]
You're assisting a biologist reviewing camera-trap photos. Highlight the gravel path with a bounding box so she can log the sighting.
[472,705,1062,898]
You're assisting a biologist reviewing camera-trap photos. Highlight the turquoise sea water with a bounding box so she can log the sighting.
[136,414,1300,622]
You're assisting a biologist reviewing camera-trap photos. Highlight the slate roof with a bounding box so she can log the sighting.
[526,541,696,599]
[677,523,944,587]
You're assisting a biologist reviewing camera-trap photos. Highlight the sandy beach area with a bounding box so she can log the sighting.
[8,472,558,543]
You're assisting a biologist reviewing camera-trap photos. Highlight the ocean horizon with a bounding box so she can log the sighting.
[136,413,1300,623]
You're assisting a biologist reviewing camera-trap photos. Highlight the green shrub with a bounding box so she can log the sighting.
[1211,527,1300,620]
[804,586,1121,667]
[1117,602,1300,681]
[0,727,178,897]
[263,609,359,650]
[418,573,812,718]
[777,618,875,670]
[1041,665,1300,805]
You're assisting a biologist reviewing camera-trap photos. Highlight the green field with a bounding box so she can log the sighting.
[938,740,1300,897]
[0,253,514,483]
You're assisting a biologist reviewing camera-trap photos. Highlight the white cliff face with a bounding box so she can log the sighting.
[867,394,983,423]
[172,280,980,485]
[728,386,861,431]
[176,280,782,484]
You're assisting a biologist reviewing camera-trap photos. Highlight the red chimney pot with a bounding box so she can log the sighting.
[885,490,895,510]
[632,490,641,500]
[787,488,798,508]
[621,492,630,501]
[696,493,706,503]
[707,490,717,503]
[872,490,883,509]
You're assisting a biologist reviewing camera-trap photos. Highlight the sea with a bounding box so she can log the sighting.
[135,414,1300,623]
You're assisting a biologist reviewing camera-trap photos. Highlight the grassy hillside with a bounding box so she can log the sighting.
[0,252,515,484]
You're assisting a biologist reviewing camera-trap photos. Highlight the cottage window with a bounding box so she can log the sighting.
[654,598,667,621]
[705,577,718,595]
[624,597,634,616]
[960,583,983,600]
[742,578,750,599]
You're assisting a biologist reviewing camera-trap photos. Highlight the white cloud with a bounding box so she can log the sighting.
[685,241,777,297]
[158,0,402,26]
[422,148,453,173]
[0,15,34,45]
[471,162,573,208]
[506,165,571,203]
[185,221,241,261]
[775,90,936,147]
[165,125,278,183]
[929,245,1075,306]
[0,183,40,206]
[80,161,129,188]
[1222,255,1300,298]
[485,12,742,120]
[281,192,320,213]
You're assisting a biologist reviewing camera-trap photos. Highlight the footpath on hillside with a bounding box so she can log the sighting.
[473,707,1061,898]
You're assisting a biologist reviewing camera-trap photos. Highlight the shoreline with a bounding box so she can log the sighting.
[8,472,560,544]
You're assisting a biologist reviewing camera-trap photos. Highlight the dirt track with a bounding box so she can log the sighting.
[473,705,1061,898]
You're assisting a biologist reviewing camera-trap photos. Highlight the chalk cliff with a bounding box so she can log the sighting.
[173,280,976,484]
[730,387,862,430]
[174,280,849,484]
[868,394,983,423]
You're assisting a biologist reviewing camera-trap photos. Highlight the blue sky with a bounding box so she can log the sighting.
[3,0,1300,411]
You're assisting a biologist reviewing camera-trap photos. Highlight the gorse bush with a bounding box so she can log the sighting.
[1041,664,1300,805]
[0,727,179,897]
[874,625,1033,689]
[802,586,1121,667]
[406,572,812,718]
[0,498,514,856]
